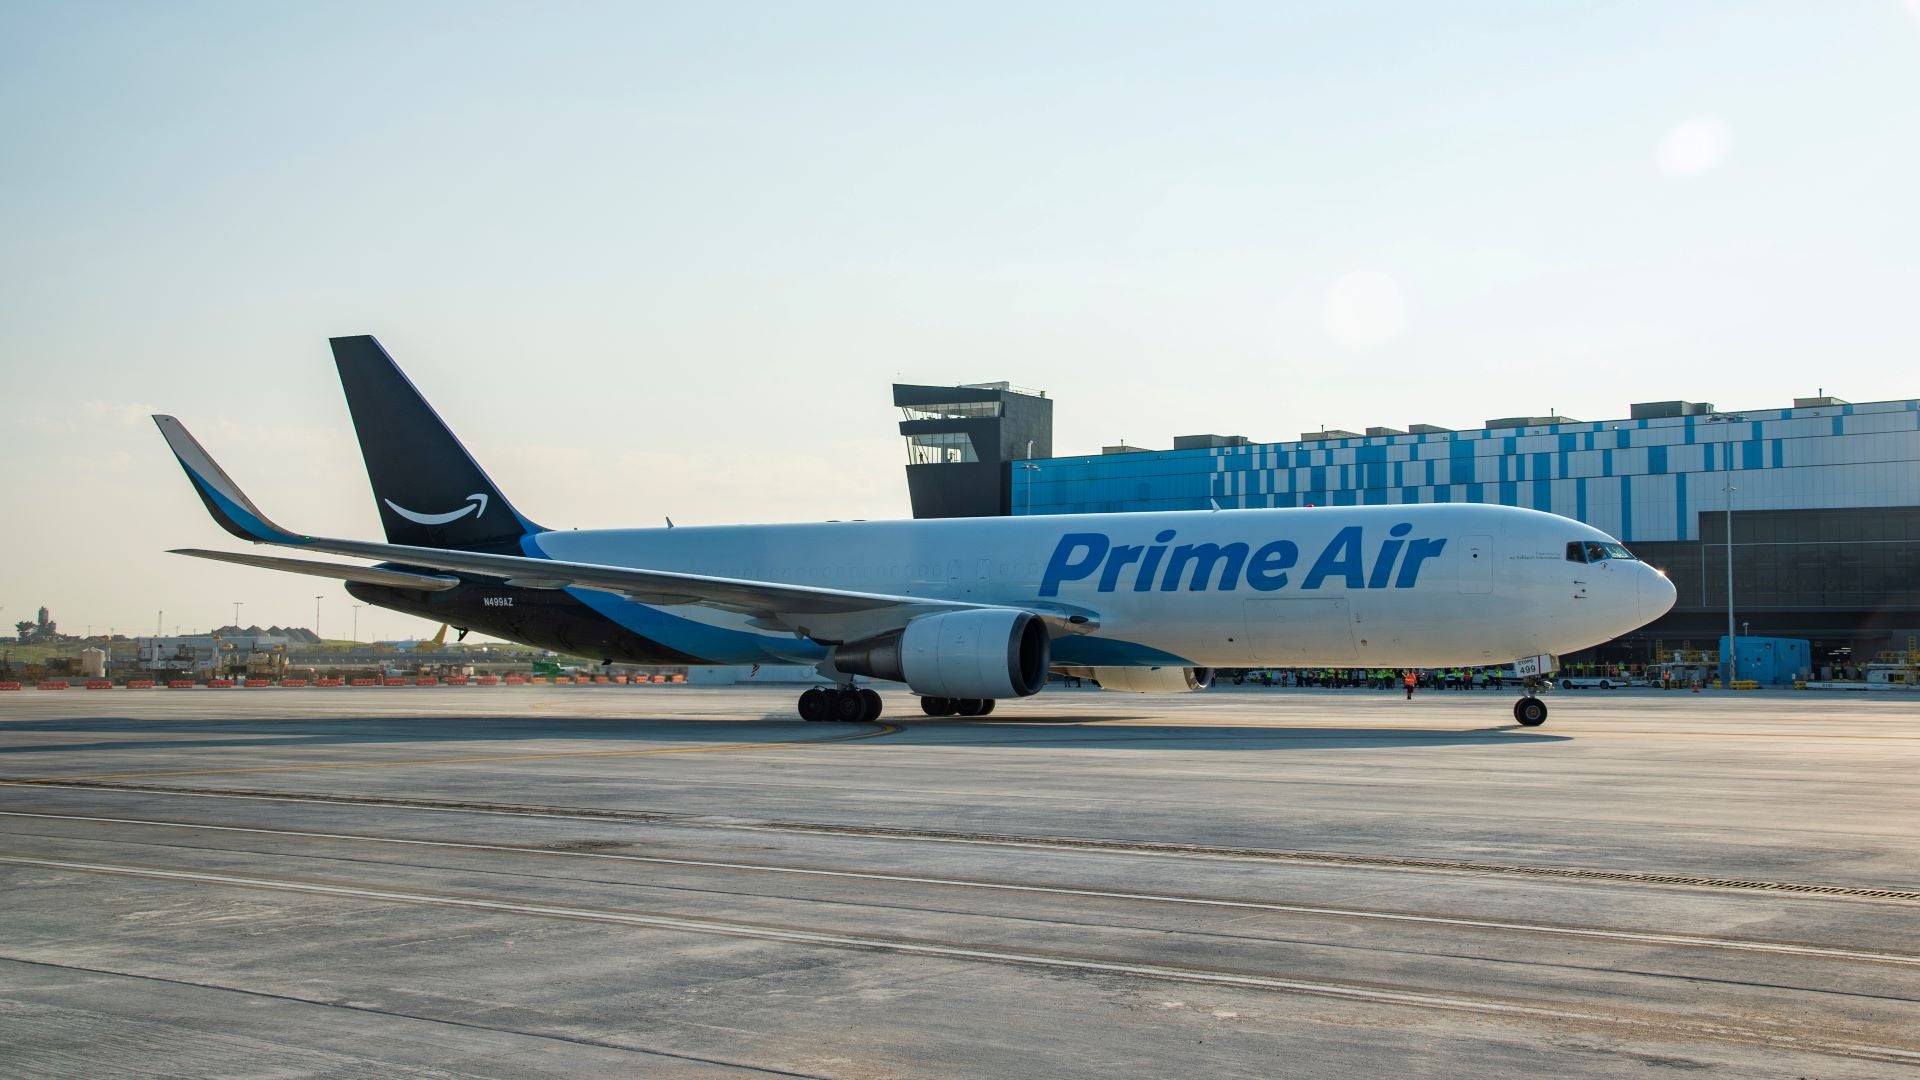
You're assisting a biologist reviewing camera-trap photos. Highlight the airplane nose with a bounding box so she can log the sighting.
[1641,567,1677,623]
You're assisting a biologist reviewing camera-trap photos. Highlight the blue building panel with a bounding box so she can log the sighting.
[1015,398,1919,543]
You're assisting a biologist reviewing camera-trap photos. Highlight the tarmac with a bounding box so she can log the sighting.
[1,684,1917,1078]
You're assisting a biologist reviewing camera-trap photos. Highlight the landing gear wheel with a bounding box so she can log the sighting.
[857,688,883,723]
[974,698,995,716]
[920,696,958,717]
[1513,697,1548,726]
[954,698,988,716]
[798,687,829,722]
[830,689,868,723]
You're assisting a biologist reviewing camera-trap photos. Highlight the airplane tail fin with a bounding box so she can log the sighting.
[330,335,543,551]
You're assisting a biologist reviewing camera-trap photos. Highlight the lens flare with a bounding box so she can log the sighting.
[1656,116,1733,178]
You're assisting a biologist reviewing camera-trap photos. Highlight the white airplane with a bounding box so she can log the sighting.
[156,336,1676,726]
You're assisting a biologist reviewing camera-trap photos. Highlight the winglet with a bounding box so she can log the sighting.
[153,415,308,545]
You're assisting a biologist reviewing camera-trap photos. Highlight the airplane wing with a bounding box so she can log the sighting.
[156,415,1097,644]
[172,549,462,592]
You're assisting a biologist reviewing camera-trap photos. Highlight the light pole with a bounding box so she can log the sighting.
[1705,412,1747,686]
[315,596,324,641]
[352,604,362,642]
[232,601,243,629]
[1018,462,1041,515]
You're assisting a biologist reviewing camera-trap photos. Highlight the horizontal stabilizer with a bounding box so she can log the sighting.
[170,548,462,592]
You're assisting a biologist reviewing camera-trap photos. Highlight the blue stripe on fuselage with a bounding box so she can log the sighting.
[1049,636,1196,667]
[519,532,821,665]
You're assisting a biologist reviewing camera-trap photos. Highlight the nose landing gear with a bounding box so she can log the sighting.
[799,686,883,723]
[1512,676,1549,726]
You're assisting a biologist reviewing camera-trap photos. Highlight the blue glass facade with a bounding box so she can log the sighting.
[1016,399,1920,545]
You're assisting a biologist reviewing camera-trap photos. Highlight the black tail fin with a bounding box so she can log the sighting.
[331,335,543,551]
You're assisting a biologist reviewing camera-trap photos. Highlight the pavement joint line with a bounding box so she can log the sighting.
[4,853,1918,1066]
[6,778,1919,905]
[6,808,1917,968]
[4,722,900,783]
[0,954,835,1079]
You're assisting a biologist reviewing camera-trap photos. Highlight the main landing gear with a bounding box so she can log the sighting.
[919,696,996,717]
[1512,677,1549,726]
[799,686,882,723]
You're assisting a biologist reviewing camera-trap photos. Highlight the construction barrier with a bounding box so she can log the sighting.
[0,674,695,690]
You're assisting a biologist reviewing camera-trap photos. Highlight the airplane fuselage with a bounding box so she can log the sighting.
[349,503,1672,670]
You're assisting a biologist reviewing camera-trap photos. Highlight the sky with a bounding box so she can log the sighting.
[2,1,1917,642]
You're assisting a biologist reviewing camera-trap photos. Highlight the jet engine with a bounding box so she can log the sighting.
[1075,666,1214,693]
[833,609,1051,699]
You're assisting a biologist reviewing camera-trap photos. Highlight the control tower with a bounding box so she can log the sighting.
[892,381,1052,518]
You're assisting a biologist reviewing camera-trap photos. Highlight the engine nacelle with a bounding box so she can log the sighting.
[834,609,1051,699]
[1082,666,1213,693]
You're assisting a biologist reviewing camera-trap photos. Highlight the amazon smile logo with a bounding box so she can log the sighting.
[385,493,489,525]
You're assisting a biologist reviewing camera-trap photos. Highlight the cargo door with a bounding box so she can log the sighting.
[1459,535,1493,594]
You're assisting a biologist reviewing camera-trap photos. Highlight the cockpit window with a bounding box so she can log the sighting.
[1567,540,1638,563]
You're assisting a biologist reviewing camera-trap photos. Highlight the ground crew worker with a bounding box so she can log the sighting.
[1404,670,1416,700]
